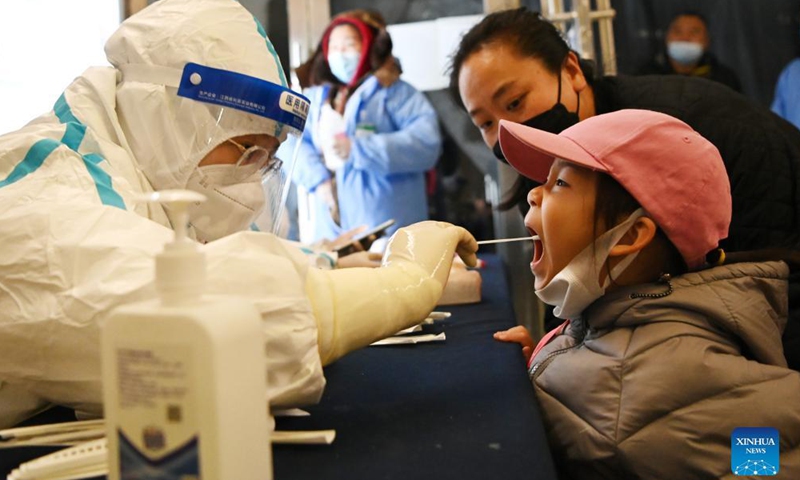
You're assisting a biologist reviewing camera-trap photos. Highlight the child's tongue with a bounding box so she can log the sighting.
[532,237,544,266]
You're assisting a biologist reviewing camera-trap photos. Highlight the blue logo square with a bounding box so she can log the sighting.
[731,427,779,476]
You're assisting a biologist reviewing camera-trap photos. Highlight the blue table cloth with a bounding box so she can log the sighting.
[273,253,557,479]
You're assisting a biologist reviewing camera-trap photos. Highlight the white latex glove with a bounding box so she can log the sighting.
[336,251,382,268]
[381,221,478,283]
[305,221,478,364]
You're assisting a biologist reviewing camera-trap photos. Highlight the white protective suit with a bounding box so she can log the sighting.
[0,0,477,429]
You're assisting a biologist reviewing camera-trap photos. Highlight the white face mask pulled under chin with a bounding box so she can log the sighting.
[535,208,646,319]
[185,165,266,243]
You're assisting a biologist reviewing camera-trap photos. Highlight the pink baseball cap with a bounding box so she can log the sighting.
[498,109,731,270]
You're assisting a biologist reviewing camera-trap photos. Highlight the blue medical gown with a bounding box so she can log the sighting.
[293,76,442,242]
[772,58,800,131]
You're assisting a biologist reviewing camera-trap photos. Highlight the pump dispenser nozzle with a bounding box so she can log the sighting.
[103,188,272,478]
[139,190,207,305]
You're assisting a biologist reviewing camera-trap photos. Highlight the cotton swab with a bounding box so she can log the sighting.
[0,420,104,441]
[476,235,539,245]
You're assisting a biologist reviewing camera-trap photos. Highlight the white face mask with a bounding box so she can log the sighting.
[185,165,266,243]
[535,209,646,319]
[667,41,704,66]
[328,51,361,84]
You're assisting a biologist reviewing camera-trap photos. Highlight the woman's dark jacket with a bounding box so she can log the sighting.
[592,74,800,370]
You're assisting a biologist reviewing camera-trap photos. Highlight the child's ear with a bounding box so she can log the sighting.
[609,217,657,258]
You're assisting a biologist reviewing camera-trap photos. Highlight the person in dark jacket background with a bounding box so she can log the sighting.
[637,10,742,92]
[450,7,800,371]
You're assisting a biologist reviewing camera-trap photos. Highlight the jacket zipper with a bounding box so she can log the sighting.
[529,341,584,380]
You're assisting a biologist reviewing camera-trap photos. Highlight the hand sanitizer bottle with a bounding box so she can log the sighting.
[101,190,272,480]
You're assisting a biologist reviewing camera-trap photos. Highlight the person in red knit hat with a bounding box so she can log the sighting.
[292,11,442,250]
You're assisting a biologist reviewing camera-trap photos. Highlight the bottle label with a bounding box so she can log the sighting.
[119,429,200,479]
[114,343,200,475]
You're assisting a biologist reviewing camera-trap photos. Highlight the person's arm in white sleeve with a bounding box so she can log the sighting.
[305,221,478,365]
[0,195,328,427]
[201,232,326,407]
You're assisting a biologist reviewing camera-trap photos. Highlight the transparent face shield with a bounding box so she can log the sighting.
[175,63,309,236]
[259,133,304,237]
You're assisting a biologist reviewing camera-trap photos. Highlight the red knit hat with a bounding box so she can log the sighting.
[321,17,376,87]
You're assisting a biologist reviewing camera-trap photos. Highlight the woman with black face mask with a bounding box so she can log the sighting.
[450,7,800,371]
[489,74,581,163]
[451,10,590,214]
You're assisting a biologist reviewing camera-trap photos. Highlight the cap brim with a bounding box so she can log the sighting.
[498,119,606,183]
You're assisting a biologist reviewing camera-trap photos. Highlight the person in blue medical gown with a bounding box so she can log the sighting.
[293,11,442,245]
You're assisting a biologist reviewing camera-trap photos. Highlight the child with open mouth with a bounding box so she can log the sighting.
[492,109,800,479]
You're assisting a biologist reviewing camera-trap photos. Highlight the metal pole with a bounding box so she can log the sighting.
[595,0,618,75]
[286,0,330,240]
[575,0,595,61]
[482,0,521,13]
[539,0,617,75]
[286,0,330,84]
[543,0,569,32]
[122,0,148,19]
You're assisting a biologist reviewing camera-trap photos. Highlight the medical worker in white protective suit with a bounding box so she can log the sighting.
[0,0,477,429]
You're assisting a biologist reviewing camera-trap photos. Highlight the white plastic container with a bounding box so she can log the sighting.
[101,190,271,480]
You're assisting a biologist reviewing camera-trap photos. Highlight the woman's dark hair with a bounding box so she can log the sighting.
[308,21,393,89]
[448,7,596,105]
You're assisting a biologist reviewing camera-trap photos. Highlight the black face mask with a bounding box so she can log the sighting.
[492,74,580,162]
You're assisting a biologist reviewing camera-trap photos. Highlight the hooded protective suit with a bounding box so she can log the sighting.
[0,0,476,429]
